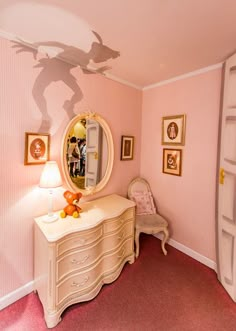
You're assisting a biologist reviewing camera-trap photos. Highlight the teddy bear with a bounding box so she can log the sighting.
[60,190,82,218]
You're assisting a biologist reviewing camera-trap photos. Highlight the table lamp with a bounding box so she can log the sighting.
[39,161,62,222]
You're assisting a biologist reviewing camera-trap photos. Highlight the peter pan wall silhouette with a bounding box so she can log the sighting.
[12,30,120,131]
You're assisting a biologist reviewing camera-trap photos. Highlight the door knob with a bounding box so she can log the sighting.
[219,167,225,185]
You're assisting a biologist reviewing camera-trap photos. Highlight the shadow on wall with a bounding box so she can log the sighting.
[12,31,120,132]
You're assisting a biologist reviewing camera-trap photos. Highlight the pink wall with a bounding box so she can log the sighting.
[0,32,223,301]
[141,68,222,261]
[0,37,142,297]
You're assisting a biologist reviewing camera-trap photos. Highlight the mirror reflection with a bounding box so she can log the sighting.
[66,118,107,189]
[62,113,113,196]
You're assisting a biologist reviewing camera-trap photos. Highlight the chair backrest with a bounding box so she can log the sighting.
[127,177,152,199]
[128,177,157,215]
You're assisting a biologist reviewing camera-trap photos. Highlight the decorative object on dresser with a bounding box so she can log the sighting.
[162,114,186,146]
[162,148,182,176]
[24,132,50,165]
[60,190,82,218]
[128,177,169,258]
[34,194,135,328]
[120,135,134,160]
[39,161,62,222]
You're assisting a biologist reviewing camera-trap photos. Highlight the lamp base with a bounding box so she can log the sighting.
[42,214,59,223]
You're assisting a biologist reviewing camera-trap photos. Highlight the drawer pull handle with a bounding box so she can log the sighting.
[118,232,125,240]
[71,255,89,265]
[71,276,89,288]
[73,238,86,245]
[118,249,125,259]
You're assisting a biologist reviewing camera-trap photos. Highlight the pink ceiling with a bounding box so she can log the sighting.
[0,0,236,88]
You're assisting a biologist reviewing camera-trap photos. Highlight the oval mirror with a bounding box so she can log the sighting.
[61,112,114,196]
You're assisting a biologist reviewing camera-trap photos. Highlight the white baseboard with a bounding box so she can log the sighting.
[0,281,34,311]
[154,234,217,271]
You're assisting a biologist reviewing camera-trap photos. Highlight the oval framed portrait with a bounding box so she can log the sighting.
[24,132,50,165]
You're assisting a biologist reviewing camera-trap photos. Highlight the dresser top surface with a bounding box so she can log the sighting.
[34,194,135,241]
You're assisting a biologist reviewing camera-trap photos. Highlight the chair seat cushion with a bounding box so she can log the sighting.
[136,213,168,229]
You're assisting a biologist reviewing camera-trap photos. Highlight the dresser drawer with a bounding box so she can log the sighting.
[103,208,134,234]
[57,240,103,283]
[56,238,133,305]
[103,221,134,253]
[56,221,134,282]
[56,226,103,256]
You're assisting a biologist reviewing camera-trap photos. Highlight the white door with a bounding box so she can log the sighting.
[217,53,236,301]
[85,119,101,188]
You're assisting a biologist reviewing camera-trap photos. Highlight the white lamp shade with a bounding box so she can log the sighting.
[39,161,62,189]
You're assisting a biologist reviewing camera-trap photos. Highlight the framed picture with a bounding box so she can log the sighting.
[24,132,50,165]
[163,148,182,176]
[162,114,186,145]
[120,135,134,160]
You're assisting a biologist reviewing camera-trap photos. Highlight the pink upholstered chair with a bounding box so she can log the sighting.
[128,177,169,258]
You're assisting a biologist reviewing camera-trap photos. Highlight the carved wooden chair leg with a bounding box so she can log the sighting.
[135,230,140,258]
[161,228,169,256]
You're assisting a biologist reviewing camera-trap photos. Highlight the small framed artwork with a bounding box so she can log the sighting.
[163,148,182,176]
[24,132,50,165]
[162,114,186,145]
[120,135,134,160]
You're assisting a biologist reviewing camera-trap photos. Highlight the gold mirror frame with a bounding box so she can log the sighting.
[61,112,114,196]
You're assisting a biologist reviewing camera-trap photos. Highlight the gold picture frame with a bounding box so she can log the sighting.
[120,135,134,160]
[163,148,182,176]
[24,132,50,165]
[162,114,186,145]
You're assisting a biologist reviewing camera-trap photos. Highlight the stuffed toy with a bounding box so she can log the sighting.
[60,190,82,218]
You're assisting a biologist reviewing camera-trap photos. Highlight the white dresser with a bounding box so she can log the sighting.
[34,194,135,328]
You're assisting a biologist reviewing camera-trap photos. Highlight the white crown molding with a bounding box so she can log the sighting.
[0,28,17,41]
[104,72,142,90]
[143,63,223,91]
[154,233,217,271]
[0,281,34,311]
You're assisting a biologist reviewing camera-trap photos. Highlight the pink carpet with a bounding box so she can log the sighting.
[1,235,236,331]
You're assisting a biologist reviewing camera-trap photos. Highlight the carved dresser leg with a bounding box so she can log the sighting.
[128,254,135,264]
[45,311,62,328]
